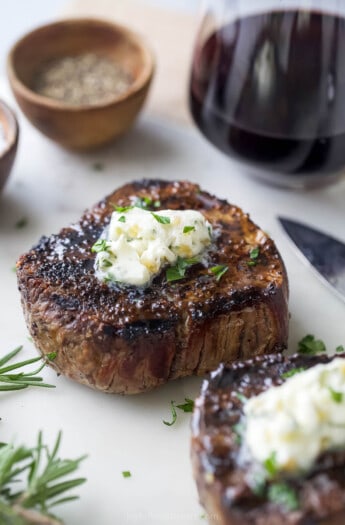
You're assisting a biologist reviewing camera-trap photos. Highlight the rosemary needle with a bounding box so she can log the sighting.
[0,431,87,525]
[0,346,56,391]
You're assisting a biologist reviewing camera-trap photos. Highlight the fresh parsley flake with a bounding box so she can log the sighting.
[91,239,109,253]
[264,452,278,478]
[163,400,177,426]
[281,367,306,379]
[183,226,195,234]
[210,265,228,281]
[101,259,113,268]
[15,218,28,229]
[163,398,194,426]
[122,471,131,478]
[336,345,345,353]
[247,246,260,266]
[298,334,326,355]
[166,257,200,283]
[176,398,194,413]
[166,266,183,282]
[152,213,170,225]
[329,387,343,403]
[118,216,126,223]
[134,196,160,209]
[250,247,260,259]
[136,196,152,208]
[184,257,201,265]
[234,392,248,404]
[267,483,299,511]
[113,205,133,212]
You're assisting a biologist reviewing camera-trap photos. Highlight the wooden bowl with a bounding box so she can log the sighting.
[0,100,19,192]
[7,18,154,150]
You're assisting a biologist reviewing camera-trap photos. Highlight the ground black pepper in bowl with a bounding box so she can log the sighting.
[34,53,133,106]
[8,18,154,148]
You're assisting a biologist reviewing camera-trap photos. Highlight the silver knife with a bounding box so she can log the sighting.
[278,217,345,304]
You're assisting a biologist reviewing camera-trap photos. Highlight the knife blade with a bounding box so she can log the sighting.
[278,217,345,303]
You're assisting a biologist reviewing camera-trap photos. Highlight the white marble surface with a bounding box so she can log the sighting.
[0,71,345,524]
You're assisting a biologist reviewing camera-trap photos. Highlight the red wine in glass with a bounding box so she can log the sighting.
[190,10,345,188]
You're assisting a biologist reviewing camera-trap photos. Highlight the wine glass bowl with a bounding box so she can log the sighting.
[190,2,345,189]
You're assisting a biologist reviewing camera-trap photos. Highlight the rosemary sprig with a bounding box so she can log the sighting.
[0,346,56,391]
[0,432,87,525]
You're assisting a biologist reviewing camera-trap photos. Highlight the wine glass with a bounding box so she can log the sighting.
[190,0,345,189]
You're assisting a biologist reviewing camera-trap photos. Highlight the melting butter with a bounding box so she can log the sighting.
[94,207,212,286]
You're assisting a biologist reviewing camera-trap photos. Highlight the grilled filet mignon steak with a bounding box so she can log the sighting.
[192,353,345,525]
[17,180,288,394]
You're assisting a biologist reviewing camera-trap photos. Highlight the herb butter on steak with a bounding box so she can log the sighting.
[17,180,288,394]
[192,353,345,525]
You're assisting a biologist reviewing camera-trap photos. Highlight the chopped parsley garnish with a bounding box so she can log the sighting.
[166,257,200,282]
[166,266,183,282]
[176,398,194,413]
[264,452,278,478]
[328,387,343,403]
[152,213,170,225]
[122,471,131,478]
[135,196,152,208]
[183,226,195,234]
[91,239,109,253]
[267,483,299,511]
[113,205,133,212]
[100,259,112,268]
[234,392,248,404]
[15,217,28,229]
[297,335,344,355]
[163,398,195,426]
[210,264,228,281]
[247,246,260,266]
[163,400,177,426]
[118,215,126,223]
[281,367,306,379]
[134,196,160,209]
[298,334,326,355]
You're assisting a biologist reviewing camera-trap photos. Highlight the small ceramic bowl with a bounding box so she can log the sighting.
[0,100,19,192]
[7,18,154,150]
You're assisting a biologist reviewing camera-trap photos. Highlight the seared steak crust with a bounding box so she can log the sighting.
[192,353,345,525]
[17,180,288,393]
